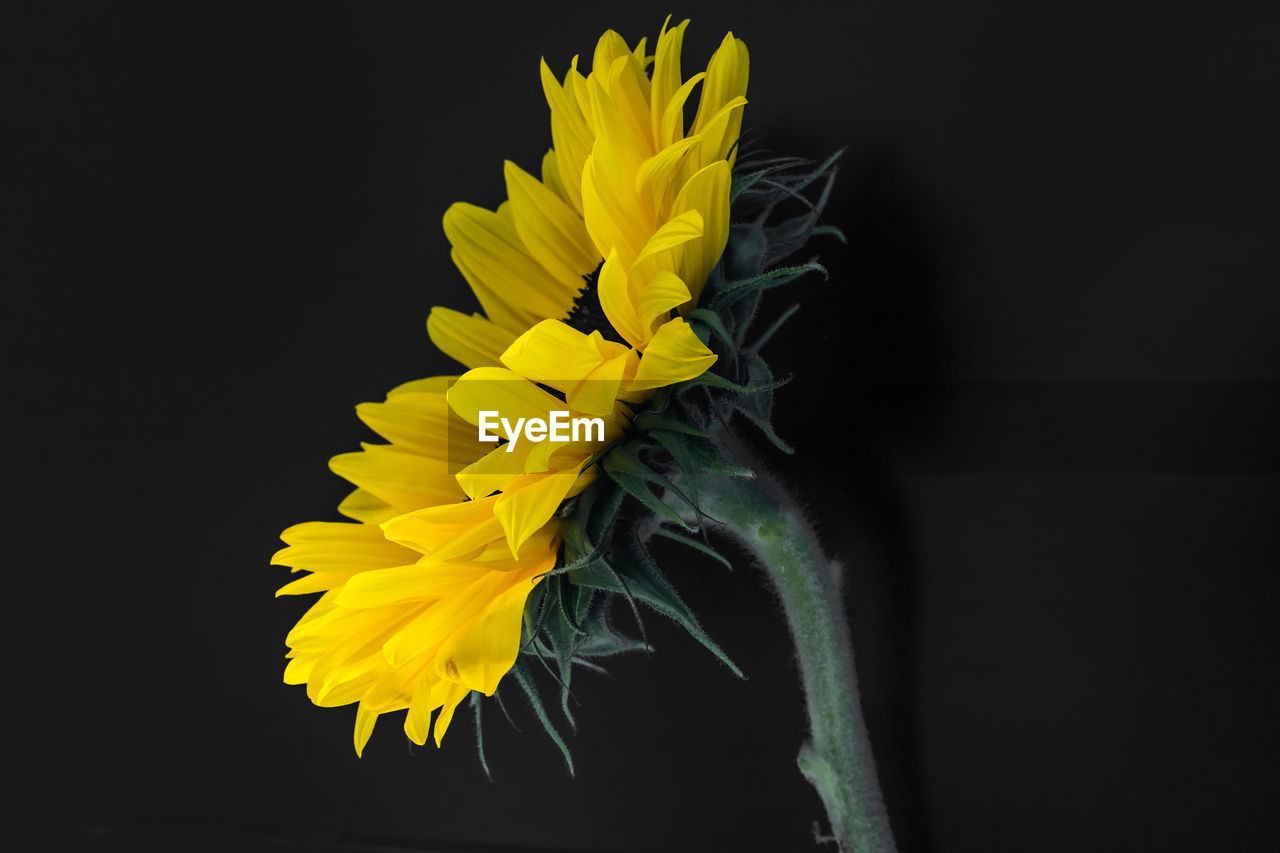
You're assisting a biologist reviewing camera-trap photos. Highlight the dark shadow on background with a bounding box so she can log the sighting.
[837,147,950,853]
[736,137,953,852]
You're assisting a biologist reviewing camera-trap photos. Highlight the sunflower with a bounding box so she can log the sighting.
[275,19,749,756]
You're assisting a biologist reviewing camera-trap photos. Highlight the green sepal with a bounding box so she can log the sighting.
[568,657,610,676]
[686,307,735,348]
[569,593,649,658]
[608,533,743,677]
[558,664,575,726]
[534,583,587,727]
[748,303,800,355]
[709,261,828,312]
[648,428,700,511]
[728,350,794,454]
[761,171,839,265]
[684,433,756,479]
[724,223,767,280]
[810,224,847,243]
[632,411,712,438]
[558,575,590,634]
[602,445,696,528]
[729,168,770,205]
[733,149,842,215]
[571,626,649,657]
[537,579,580,675]
[725,288,761,350]
[651,525,733,570]
[586,478,626,545]
[555,513,593,575]
[511,659,574,776]
[572,532,743,678]
[519,575,556,649]
[678,369,786,396]
[470,691,492,781]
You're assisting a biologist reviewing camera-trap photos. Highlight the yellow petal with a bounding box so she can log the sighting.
[287,592,337,636]
[446,366,564,428]
[691,33,750,168]
[311,658,382,707]
[503,160,599,286]
[361,666,413,712]
[387,376,453,397]
[427,308,517,370]
[494,468,581,557]
[382,567,519,669]
[633,209,704,270]
[692,95,748,170]
[289,601,420,656]
[337,488,396,525]
[631,36,649,67]
[596,248,646,349]
[461,522,561,570]
[333,564,464,609]
[353,702,379,757]
[593,30,636,80]
[539,58,594,213]
[567,345,633,416]
[276,571,358,597]
[635,135,702,214]
[581,150,649,268]
[444,202,578,331]
[540,148,569,206]
[454,439,540,501]
[380,496,505,563]
[273,520,418,574]
[650,18,691,146]
[499,319,609,390]
[404,675,435,745]
[432,681,471,747]
[627,317,717,392]
[567,57,593,127]
[438,561,551,695]
[669,160,731,307]
[356,387,487,471]
[448,249,529,334]
[283,656,315,685]
[597,54,652,164]
[636,270,693,337]
[660,72,705,152]
[329,443,463,512]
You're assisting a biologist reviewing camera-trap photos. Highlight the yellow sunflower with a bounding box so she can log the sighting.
[275,18,748,756]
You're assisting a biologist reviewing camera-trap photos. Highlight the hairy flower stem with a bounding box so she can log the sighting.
[695,428,897,853]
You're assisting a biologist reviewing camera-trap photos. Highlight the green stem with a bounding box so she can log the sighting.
[695,428,897,853]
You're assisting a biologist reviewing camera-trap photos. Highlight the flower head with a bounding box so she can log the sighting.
[277,20,748,756]
[275,18,839,765]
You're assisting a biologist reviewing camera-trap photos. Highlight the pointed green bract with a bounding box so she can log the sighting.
[471,692,492,781]
[651,525,733,569]
[572,531,743,677]
[511,659,575,776]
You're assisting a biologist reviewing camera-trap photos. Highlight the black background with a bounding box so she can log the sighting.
[10,1,1280,851]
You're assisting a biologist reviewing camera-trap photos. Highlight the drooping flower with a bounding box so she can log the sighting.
[275,19,752,757]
